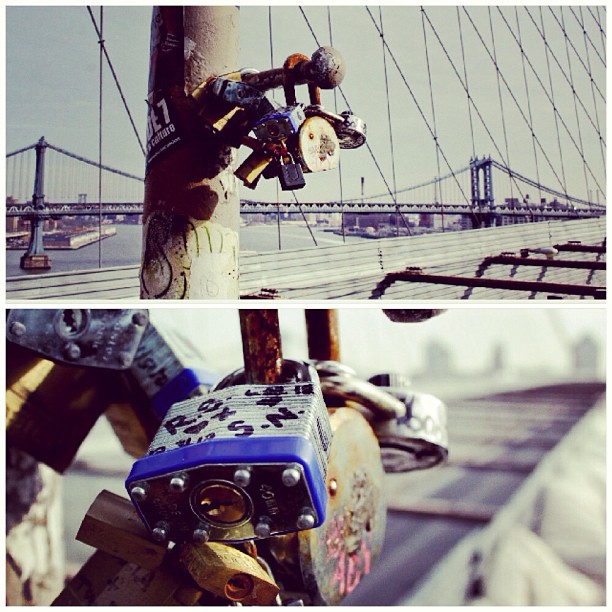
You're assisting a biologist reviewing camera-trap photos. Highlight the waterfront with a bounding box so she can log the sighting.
[6,222,368,277]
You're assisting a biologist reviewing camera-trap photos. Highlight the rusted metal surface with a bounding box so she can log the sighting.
[371,270,606,299]
[297,408,386,605]
[305,310,341,362]
[241,46,345,93]
[553,242,606,254]
[483,255,606,270]
[239,310,283,384]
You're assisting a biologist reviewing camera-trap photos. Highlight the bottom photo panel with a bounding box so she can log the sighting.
[6,307,606,606]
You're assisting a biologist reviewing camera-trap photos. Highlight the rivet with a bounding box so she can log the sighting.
[282,463,301,487]
[193,526,210,544]
[296,509,316,530]
[254,517,272,538]
[130,485,147,502]
[152,522,169,543]
[233,468,251,488]
[169,475,187,493]
[9,321,26,337]
[64,342,81,360]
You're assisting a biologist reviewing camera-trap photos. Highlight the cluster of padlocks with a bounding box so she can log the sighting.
[190,47,366,191]
[6,308,448,606]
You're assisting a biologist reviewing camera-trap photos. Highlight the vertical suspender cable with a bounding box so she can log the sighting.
[96,7,104,268]
[456,9,476,159]
[421,7,445,232]
[268,7,282,251]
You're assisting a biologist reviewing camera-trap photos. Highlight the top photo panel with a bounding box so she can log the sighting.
[6,6,606,302]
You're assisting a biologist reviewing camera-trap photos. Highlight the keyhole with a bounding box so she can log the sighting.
[56,309,89,338]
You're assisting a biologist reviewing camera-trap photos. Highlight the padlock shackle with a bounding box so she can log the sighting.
[241,47,345,94]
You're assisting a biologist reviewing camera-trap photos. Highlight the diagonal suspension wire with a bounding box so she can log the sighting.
[558,6,591,201]
[479,8,605,199]
[86,6,146,157]
[576,6,606,172]
[568,6,606,67]
[456,8,476,159]
[419,9,527,206]
[365,7,477,221]
[488,7,515,205]
[588,7,606,58]
[536,6,569,200]
[515,6,542,205]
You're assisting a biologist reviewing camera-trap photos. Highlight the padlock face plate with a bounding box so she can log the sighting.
[297,116,340,172]
[127,382,332,543]
[252,106,306,142]
[6,309,148,370]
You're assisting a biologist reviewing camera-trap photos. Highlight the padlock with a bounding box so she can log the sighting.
[296,116,340,173]
[6,309,148,370]
[126,360,332,544]
[368,373,449,472]
[266,407,386,606]
[235,149,274,190]
[278,153,307,191]
[304,106,367,150]
[252,105,306,142]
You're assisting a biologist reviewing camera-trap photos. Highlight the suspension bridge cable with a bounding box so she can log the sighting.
[419,9,527,207]
[568,6,606,67]
[588,7,606,58]
[381,7,406,236]
[299,6,400,208]
[326,6,346,243]
[487,7,515,205]
[577,6,606,172]
[420,6,445,230]
[86,6,146,157]
[558,7,591,202]
[267,6,282,251]
[365,7,476,222]
[520,7,606,198]
[471,7,605,200]
[515,7,542,206]
[96,6,103,267]
[456,9,476,159]
[6,143,38,158]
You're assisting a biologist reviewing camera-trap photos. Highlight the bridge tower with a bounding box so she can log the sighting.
[20,137,51,270]
[470,156,497,228]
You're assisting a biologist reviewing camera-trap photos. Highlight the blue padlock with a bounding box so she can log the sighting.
[126,362,331,545]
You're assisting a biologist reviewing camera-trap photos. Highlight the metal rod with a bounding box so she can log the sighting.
[372,271,605,298]
[239,310,283,384]
[484,255,605,270]
[305,309,340,362]
[553,242,606,254]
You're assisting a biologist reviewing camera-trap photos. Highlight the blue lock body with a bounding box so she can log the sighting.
[126,380,332,544]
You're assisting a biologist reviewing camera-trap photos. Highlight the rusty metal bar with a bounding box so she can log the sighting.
[239,310,283,384]
[553,242,606,254]
[305,309,340,361]
[371,271,605,299]
[483,255,605,270]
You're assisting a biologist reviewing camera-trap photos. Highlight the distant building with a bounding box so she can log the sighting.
[572,335,599,378]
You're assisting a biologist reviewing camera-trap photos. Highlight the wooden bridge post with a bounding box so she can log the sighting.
[140,7,240,299]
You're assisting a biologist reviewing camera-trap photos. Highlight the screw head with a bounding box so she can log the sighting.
[130,485,147,502]
[193,527,210,544]
[254,518,272,538]
[118,351,132,367]
[64,342,81,360]
[9,321,26,337]
[152,523,169,543]
[328,478,338,496]
[169,475,187,493]
[233,468,251,488]
[296,509,316,530]
[282,463,302,487]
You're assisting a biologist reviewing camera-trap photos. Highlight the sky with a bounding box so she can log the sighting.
[5,5,607,205]
[150,306,607,384]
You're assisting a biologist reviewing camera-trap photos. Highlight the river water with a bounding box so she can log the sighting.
[6,222,368,277]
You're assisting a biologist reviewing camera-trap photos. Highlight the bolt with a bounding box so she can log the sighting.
[130,485,147,502]
[151,522,169,543]
[132,311,148,326]
[282,463,302,487]
[296,509,316,530]
[193,526,210,544]
[9,321,26,337]
[233,468,251,488]
[169,475,188,493]
[328,478,338,496]
[64,342,81,360]
[254,517,272,538]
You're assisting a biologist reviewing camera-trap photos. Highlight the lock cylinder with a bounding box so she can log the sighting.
[126,380,332,544]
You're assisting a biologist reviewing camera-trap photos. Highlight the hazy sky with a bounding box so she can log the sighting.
[150,307,606,383]
[5,5,606,205]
